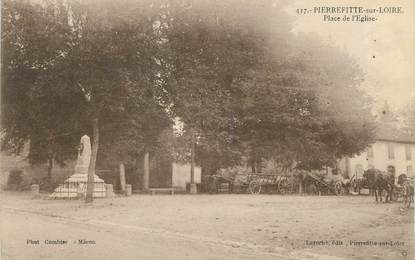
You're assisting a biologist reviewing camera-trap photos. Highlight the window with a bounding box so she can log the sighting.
[407,166,413,175]
[387,143,395,159]
[367,145,374,158]
[355,164,363,174]
[405,145,412,160]
[387,165,395,174]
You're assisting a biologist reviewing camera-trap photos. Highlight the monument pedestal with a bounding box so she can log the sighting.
[50,173,106,198]
[50,135,106,199]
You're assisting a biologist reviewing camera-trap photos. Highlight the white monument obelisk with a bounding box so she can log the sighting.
[75,134,91,174]
[51,135,106,198]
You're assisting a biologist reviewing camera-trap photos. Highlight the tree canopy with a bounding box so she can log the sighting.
[2,0,376,191]
[1,0,171,201]
[1,1,89,173]
[160,0,375,172]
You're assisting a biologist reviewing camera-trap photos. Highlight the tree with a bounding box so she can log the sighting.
[2,0,167,202]
[235,34,376,171]
[97,88,172,190]
[2,0,376,197]
[158,0,287,175]
[160,0,375,179]
[1,0,88,180]
[49,0,166,202]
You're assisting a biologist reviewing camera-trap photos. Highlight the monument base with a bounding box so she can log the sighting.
[50,173,106,199]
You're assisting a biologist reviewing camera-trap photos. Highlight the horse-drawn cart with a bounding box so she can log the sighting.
[240,171,347,195]
[397,175,414,208]
[349,174,372,195]
[240,173,297,194]
[303,172,345,195]
[205,169,352,196]
[244,173,280,194]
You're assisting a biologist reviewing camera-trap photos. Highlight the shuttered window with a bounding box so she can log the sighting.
[407,166,413,175]
[387,143,395,160]
[367,145,374,158]
[405,145,412,160]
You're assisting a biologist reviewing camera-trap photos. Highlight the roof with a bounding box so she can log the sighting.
[375,123,415,144]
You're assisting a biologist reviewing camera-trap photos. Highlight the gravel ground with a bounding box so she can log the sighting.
[0,191,413,260]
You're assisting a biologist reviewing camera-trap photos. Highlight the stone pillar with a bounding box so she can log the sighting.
[119,162,126,192]
[105,184,114,198]
[189,130,197,194]
[31,184,40,198]
[298,173,304,194]
[125,184,132,196]
[345,157,351,178]
[143,152,150,191]
[190,183,197,194]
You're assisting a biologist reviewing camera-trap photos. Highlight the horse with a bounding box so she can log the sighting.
[397,174,414,208]
[363,169,394,203]
[397,174,407,186]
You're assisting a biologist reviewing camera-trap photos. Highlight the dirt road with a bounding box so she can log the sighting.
[0,192,413,260]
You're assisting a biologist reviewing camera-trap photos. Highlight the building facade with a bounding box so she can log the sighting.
[339,123,415,179]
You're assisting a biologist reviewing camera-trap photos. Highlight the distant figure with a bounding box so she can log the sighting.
[397,174,414,208]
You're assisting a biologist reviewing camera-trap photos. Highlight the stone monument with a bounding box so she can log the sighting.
[50,135,106,198]
[75,134,92,175]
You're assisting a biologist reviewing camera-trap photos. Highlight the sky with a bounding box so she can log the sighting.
[287,0,414,111]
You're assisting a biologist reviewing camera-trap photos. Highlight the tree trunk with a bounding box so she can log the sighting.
[143,151,149,191]
[256,158,262,173]
[200,157,210,188]
[299,176,304,194]
[47,156,53,179]
[249,155,256,173]
[85,117,99,203]
[190,131,195,184]
[119,161,126,193]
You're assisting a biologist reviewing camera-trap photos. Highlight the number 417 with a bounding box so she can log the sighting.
[296,8,308,15]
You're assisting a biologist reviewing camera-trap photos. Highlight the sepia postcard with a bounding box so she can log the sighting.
[1,0,414,259]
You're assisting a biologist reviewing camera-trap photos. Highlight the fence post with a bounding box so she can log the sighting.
[125,184,132,196]
[105,184,114,198]
[31,184,40,198]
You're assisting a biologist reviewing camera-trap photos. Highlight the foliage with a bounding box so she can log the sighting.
[2,0,376,190]
[98,99,172,168]
[1,0,170,173]
[1,1,85,167]
[7,169,24,185]
[161,0,375,172]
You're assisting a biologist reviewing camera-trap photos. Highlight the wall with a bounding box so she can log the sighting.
[0,151,76,189]
[172,162,201,189]
[149,154,173,188]
[0,153,27,189]
[341,140,415,179]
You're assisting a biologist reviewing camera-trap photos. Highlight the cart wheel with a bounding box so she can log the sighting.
[248,181,261,194]
[391,186,401,202]
[402,186,410,207]
[278,178,290,195]
[309,183,318,195]
[334,182,344,196]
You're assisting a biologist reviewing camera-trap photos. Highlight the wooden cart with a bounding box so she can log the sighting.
[243,173,297,194]
[304,172,342,195]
